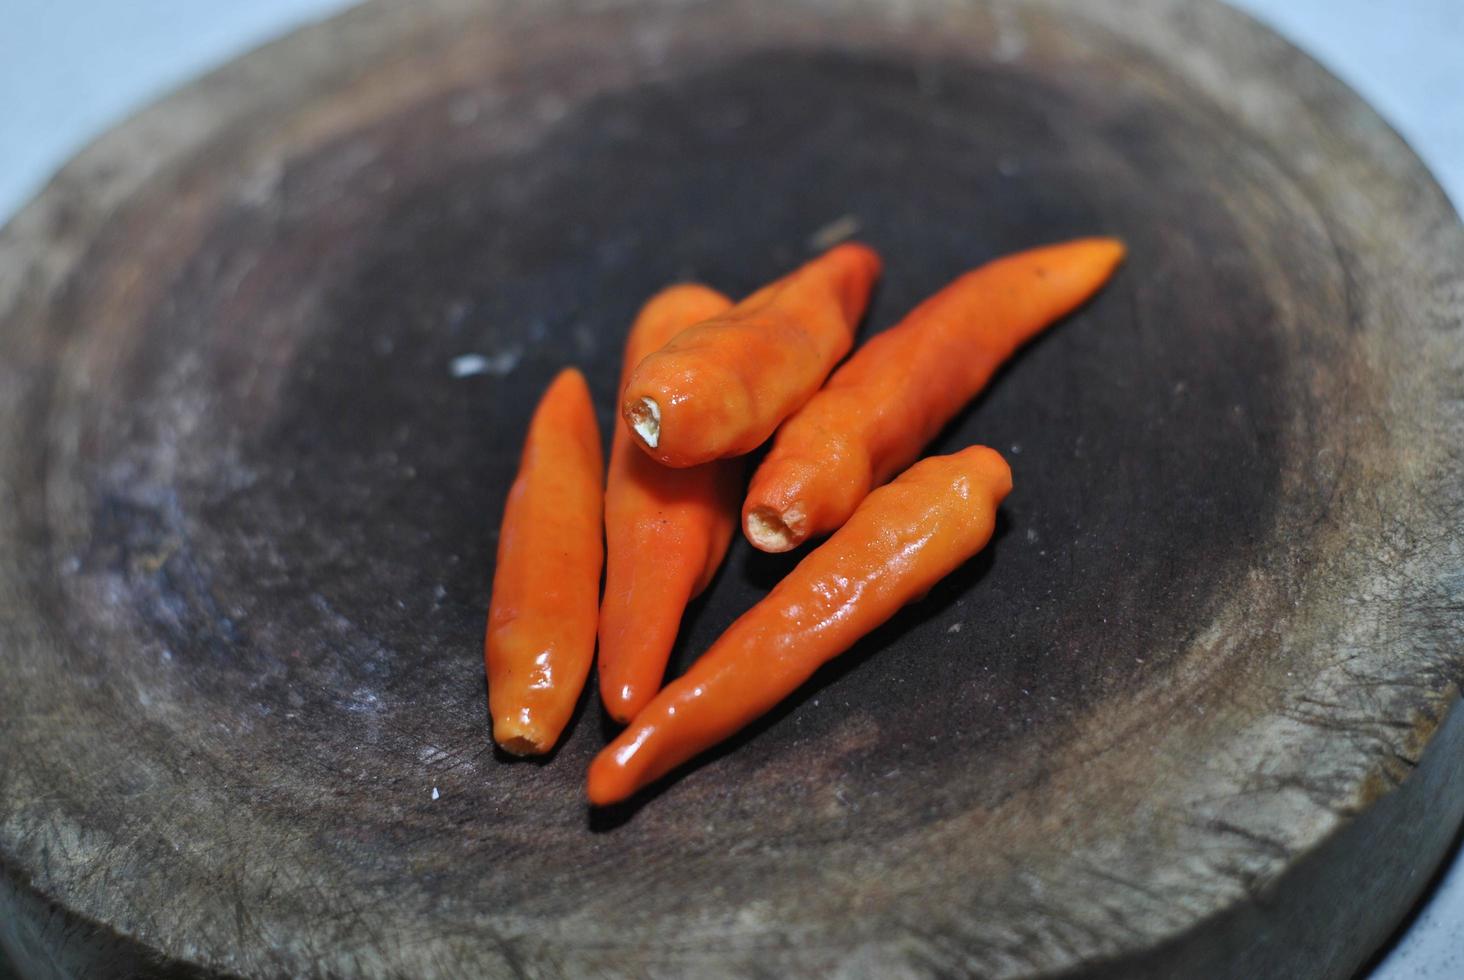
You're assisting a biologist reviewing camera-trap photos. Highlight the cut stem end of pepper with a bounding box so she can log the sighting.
[628,397,661,449]
[745,505,802,553]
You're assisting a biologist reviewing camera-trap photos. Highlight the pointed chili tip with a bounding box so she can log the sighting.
[827,239,883,267]
[824,241,884,312]
[586,754,628,806]
[966,445,1015,501]
[1089,236,1127,269]
[602,707,636,727]
[587,723,658,805]
[626,396,661,449]
[601,683,644,726]
[825,238,878,281]
[546,365,592,399]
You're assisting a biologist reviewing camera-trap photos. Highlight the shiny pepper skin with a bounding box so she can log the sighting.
[743,238,1123,552]
[620,242,882,468]
[587,446,1012,804]
[599,285,741,723]
[484,368,604,755]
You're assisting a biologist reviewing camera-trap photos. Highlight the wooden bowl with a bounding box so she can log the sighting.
[1,0,1461,976]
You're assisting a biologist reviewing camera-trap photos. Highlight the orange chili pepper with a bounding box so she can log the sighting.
[599,285,741,723]
[620,242,882,468]
[743,238,1124,552]
[485,368,604,755]
[587,446,1012,804]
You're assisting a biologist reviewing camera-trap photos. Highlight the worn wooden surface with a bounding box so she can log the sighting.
[1,0,1462,977]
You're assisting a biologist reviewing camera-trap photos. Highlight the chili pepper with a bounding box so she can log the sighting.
[620,242,882,468]
[587,445,1011,804]
[741,238,1122,552]
[599,285,741,723]
[485,368,604,755]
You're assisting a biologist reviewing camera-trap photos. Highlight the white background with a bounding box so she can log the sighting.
[1,1,1460,976]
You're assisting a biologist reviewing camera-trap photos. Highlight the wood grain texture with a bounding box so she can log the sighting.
[0,0,1461,977]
